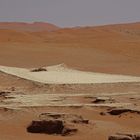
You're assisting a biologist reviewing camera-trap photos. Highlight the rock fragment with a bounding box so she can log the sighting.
[93,97,114,104]
[108,132,140,140]
[31,67,47,72]
[108,135,132,140]
[27,112,88,136]
[27,120,64,134]
[108,108,140,115]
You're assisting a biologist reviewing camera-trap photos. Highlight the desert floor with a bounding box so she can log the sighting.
[0,68,140,140]
[0,22,140,140]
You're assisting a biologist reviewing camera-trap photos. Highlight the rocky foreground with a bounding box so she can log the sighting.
[0,70,140,140]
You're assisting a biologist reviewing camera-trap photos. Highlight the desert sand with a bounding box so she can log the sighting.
[0,22,140,140]
[0,64,140,84]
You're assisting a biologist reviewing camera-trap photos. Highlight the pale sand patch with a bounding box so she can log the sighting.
[0,64,140,84]
[0,93,132,109]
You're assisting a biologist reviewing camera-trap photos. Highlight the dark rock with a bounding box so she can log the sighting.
[100,112,106,116]
[27,112,88,136]
[0,91,10,96]
[31,67,47,72]
[108,109,132,115]
[0,91,11,100]
[108,108,140,115]
[27,120,64,134]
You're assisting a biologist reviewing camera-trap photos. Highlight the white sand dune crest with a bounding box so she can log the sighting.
[0,64,140,84]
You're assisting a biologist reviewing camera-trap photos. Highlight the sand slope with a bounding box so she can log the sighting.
[0,22,140,140]
[0,22,59,32]
[0,22,140,76]
[0,64,140,84]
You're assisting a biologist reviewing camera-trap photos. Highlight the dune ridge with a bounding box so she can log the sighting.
[0,64,140,84]
[0,22,59,32]
[0,22,140,76]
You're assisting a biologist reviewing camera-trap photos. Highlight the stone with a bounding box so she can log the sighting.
[27,112,88,136]
[31,67,47,72]
[108,108,140,115]
[93,97,114,104]
[108,132,140,140]
[27,120,64,134]
[108,109,132,115]
[108,135,132,140]
[100,112,106,116]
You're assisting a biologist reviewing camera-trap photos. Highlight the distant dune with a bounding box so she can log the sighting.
[0,22,59,32]
[0,22,140,76]
[0,22,140,140]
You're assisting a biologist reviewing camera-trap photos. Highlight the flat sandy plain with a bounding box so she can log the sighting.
[0,22,140,140]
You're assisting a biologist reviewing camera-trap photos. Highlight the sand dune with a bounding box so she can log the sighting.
[0,22,59,32]
[0,64,140,84]
[1,22,140,140]
[0,22,140,76]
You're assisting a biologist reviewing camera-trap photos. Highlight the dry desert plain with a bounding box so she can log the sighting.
[0,22,140,140]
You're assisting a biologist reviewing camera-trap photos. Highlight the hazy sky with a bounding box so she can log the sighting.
[0,0,140,27]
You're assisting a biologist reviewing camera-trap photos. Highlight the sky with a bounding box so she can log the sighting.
[0,0,140,27]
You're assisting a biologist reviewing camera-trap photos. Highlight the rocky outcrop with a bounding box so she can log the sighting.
[109,135,132,140]
[108,108,140,115]
[27,112,88,136]
[27,120,64,134]
[39,112,89,124]
[108,132,140,140]
[108,109,131,115]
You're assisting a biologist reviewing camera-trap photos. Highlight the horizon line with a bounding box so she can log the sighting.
[0,20,140,28]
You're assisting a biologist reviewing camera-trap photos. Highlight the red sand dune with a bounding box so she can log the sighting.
[0,22,140,140]
[0,22,140,76]
[0,22,59,32]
